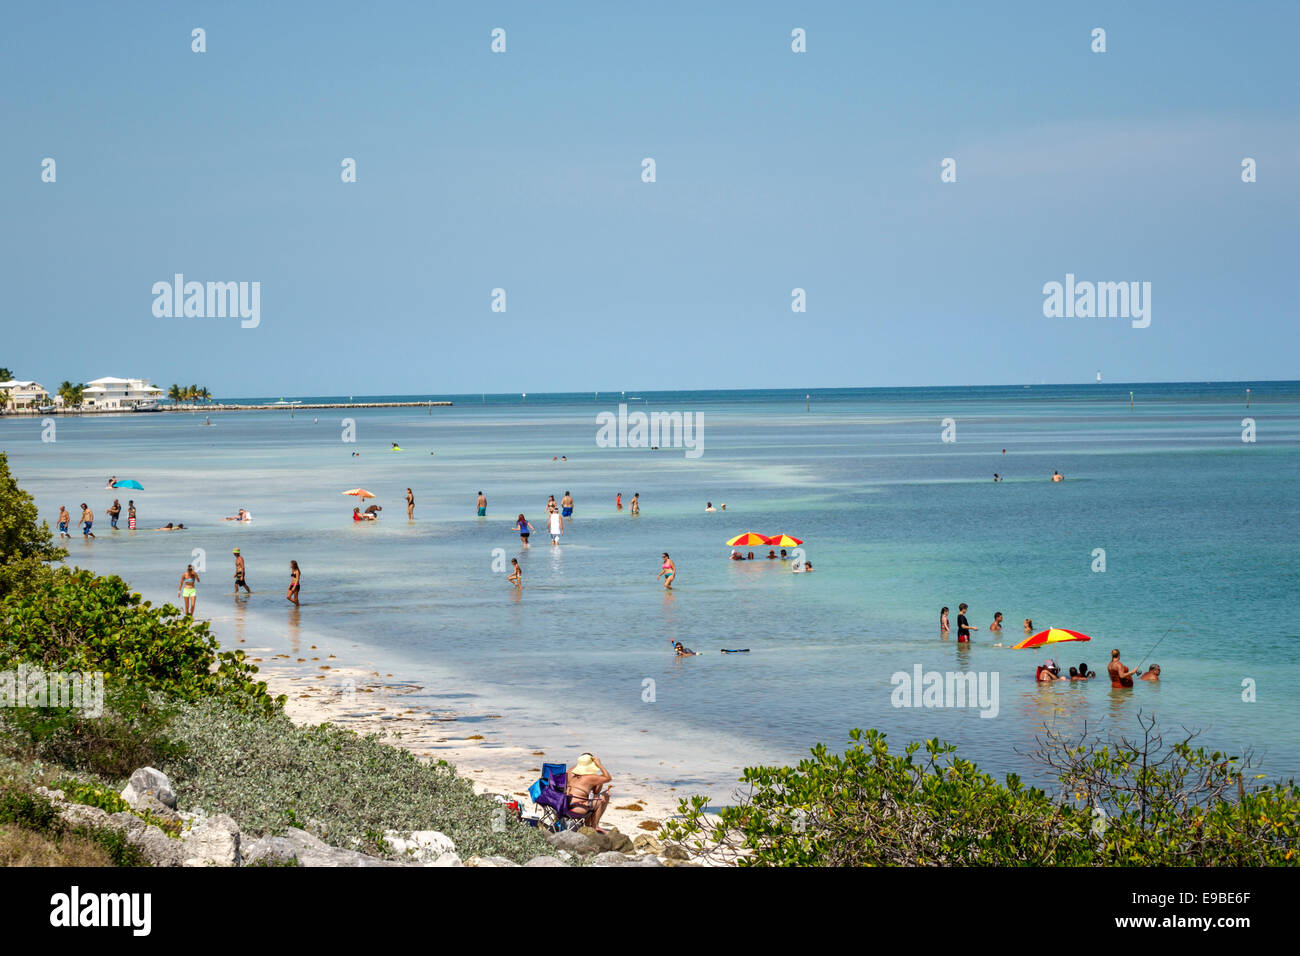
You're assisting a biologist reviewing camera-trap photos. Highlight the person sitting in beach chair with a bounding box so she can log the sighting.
[528,763,588,832]
[566,753,612,833]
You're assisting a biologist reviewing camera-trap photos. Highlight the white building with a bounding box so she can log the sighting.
[81,377,164,410]
[0,380,51,410]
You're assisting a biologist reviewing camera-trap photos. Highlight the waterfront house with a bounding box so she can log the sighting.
[0,380,51,410]
[81,376,164,410]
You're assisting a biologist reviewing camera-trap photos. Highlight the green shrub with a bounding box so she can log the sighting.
[162,697,555,862]
[0,452,66,601]
[663,719,1300,867]
[0,780,145,866]
[0,568,283,714]
[0,685,187,778]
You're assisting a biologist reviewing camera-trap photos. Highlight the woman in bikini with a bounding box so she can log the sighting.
[658,552,675,589]
[940,606,950,638]
[286,560,301,605]
[178,564,200,616]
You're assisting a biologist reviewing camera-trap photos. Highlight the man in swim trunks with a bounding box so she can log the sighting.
[107,499,121,529]
[566,753,612,832]
[476,491,487,516]
[1139,664,1160,682]
[233,548,251,594]
[561,491,573,518]
[80,503,95,538]
[956,603,975,642]
[1107,648,1138,688]
[57,505,71,539]
[630,493,639,515]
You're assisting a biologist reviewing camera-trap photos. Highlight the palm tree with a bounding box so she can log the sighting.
[167,384,181,404]
[57,381,84,408]
[199,386,211,404]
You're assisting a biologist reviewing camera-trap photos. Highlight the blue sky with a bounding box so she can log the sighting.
[3,1,1297,396]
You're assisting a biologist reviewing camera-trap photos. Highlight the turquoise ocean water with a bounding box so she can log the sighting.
[3,382,1298,798]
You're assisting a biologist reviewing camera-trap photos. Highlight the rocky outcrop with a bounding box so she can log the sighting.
[121,767,177,810]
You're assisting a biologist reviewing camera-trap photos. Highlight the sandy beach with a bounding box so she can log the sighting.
[258,662,688,837]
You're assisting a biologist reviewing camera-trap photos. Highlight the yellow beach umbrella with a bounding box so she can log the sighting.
[726,532,769,547]
[342,488,376,499]
[1011,627,1092,650]
[765,534,804,547]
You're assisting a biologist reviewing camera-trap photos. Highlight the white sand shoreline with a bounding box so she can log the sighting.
[258,663,688,838]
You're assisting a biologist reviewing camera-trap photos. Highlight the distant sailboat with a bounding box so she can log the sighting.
[1096,370,1102,383]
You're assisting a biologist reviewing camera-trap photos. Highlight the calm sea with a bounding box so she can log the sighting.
[4,382,1298,798]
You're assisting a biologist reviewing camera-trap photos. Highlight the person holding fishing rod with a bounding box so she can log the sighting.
[1107,648,1140,688]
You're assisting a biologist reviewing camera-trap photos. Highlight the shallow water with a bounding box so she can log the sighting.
[5,381,1298,800]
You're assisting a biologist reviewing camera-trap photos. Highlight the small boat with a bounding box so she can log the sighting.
[36,404,57,413]
[132,401,161,412]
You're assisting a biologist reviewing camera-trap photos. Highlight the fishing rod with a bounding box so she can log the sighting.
[1135,620,1190,669]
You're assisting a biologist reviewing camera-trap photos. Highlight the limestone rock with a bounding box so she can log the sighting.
[122,767,177,810]
[242,836,300,866]
[577,826,613,852]
[661,844,690,861]
[633,834,662,853]
[545,829,601,855]
[128,824,183,867]
[181,812,241,867]
[591,850,663,867]
[523,856,568,867]
[465,855,520,867]
[606,829,634,853]
[383,829,456,862]
[424,852,462,867]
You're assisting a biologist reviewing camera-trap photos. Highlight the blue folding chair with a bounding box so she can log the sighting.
[528,763,588,832]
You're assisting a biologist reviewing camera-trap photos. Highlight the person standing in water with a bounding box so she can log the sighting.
[476,491,487,517]
[178,564,200,616]
[107,498,122,529]
[548,508,564,545]
[1107,648,1138,688]
[940,606,950,638]
[507,558,522,587]
[80,503,95,538]
[57,505,71,539]
[658,552,675,589]
[233,548,251,594]
[956,603,975,642]
[989,612,1003,633]
[630,493,640,515]
[127,500,137,530]
[615,492,622,511]
[515,514,533,546]
[561,491,574,518]
[406,488,415,519]
[286,560,300,605]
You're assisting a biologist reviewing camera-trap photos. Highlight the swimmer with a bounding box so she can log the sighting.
[177,564,200,616]
[1052,470,1064,482]
[1077,661,1096,680]
[1140,664,1161,682]
[674,642,699,657]
[705,502,716,512]
[1024,618,1034,634]
[766,549,777,560]
[989,612,1003,633]
[940,606,950,636]
[658,553,675,589]
[286,560,301,605]
[730,549,745,561]
[780,549,788,561]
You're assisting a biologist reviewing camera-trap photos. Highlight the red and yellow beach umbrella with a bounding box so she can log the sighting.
[1012,627,1092,650]
[342,488,376,499]
[765,534,803,547]
[726,532,769,547]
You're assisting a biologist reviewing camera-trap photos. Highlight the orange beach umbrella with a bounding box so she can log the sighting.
[726,532,769,547]
[1012,627,1092,650]
[342,488,376,499]
[765,534,803,547]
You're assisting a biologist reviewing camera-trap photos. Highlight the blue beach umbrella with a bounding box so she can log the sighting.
[112,479,144,490]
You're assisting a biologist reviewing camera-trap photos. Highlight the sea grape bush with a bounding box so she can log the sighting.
[0,568,283,715]
[662,724,1299,866]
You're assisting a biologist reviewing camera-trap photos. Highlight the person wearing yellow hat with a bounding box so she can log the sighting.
[566,752,612,832]
[233,548,250,594]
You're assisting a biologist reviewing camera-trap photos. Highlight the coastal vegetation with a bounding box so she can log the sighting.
[165,384,212,405]
[0,453,555,864]
[663,724,1300,866]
